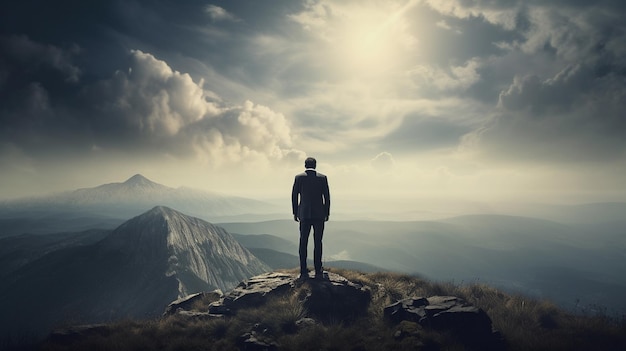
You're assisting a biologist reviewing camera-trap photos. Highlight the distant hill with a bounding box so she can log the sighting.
[231,233,298,253]
[246,247,300,269]
[0,206,270,338]
[244,247,385,273]
[501,202,626,225]
[231,231,385,273]
[323,260,386,273]
[0,174,281,236]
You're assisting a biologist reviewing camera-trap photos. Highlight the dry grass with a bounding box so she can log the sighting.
[39,269,626,351]
[188,292,223,311]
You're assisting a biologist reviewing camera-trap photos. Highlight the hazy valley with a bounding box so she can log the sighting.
[0,175,624,341]
[221,215,626,315]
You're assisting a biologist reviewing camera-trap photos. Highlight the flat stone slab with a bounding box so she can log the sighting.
[217,272,297,311]
[201,271,370,322]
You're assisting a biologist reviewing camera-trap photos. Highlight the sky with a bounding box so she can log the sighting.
[1,0,625,210]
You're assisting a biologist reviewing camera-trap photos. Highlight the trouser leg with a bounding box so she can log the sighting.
[312,220,324,273]
[299,221,312,273]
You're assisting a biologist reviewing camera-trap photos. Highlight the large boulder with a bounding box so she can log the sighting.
[384,296,504,350]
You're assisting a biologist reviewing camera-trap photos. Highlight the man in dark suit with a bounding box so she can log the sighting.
[292,157,330,279]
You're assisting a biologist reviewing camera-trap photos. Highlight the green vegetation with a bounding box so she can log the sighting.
[39,269,626,351]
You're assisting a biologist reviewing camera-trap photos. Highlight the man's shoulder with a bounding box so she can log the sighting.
[295,171,327,179]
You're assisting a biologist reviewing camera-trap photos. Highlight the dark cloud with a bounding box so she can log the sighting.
[0,0,293,84]
[405,4,521,65]
[458,2,626,162]
[0,35,88,155]
[471,62,626,162]
[0,35,81,84]
[0,35,82,112]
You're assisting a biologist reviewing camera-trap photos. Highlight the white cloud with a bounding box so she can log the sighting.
[91,50,216,137]
[408,58,481,91]
[464,62,626,162]
[85,50,303,165]
[422,0,521,29]
[371,152,395,172]
[205,5,239,22]
[435,19,462,34]
[329,250,351,260]
[189,100,303,164]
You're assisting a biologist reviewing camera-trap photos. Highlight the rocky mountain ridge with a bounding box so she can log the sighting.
[100,206,270,296]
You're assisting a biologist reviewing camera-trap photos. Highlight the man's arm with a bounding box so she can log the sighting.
[291,176,300,222]
[323,176,330,221]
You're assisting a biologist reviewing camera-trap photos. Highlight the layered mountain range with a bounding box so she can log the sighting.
[0,206,270,337]
[0,174,282,236]
[220,213,626,316]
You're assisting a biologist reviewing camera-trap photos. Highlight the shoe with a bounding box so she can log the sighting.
[314,271,324,279]
[298,271,309,280]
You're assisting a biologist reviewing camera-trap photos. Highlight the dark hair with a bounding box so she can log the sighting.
[304,157,317,169]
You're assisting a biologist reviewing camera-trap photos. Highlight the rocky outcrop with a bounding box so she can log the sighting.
[206,271,371,322]
[46,271,507,350]
[384,296,504,350]
[162,273,506,350]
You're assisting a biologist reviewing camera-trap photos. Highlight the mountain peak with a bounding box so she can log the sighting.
[146,205,173,214]
[117,174,169,192]
[139,205,181,221]
[124,174,155,186]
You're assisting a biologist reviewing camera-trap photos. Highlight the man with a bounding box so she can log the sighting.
[292,157,330,279]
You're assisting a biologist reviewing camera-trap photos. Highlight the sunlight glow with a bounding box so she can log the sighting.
[330,1,418,79]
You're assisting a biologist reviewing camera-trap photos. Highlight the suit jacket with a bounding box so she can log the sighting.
[292,170,330,220]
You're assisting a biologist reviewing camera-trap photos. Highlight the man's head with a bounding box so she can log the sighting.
[304,157,317,169]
